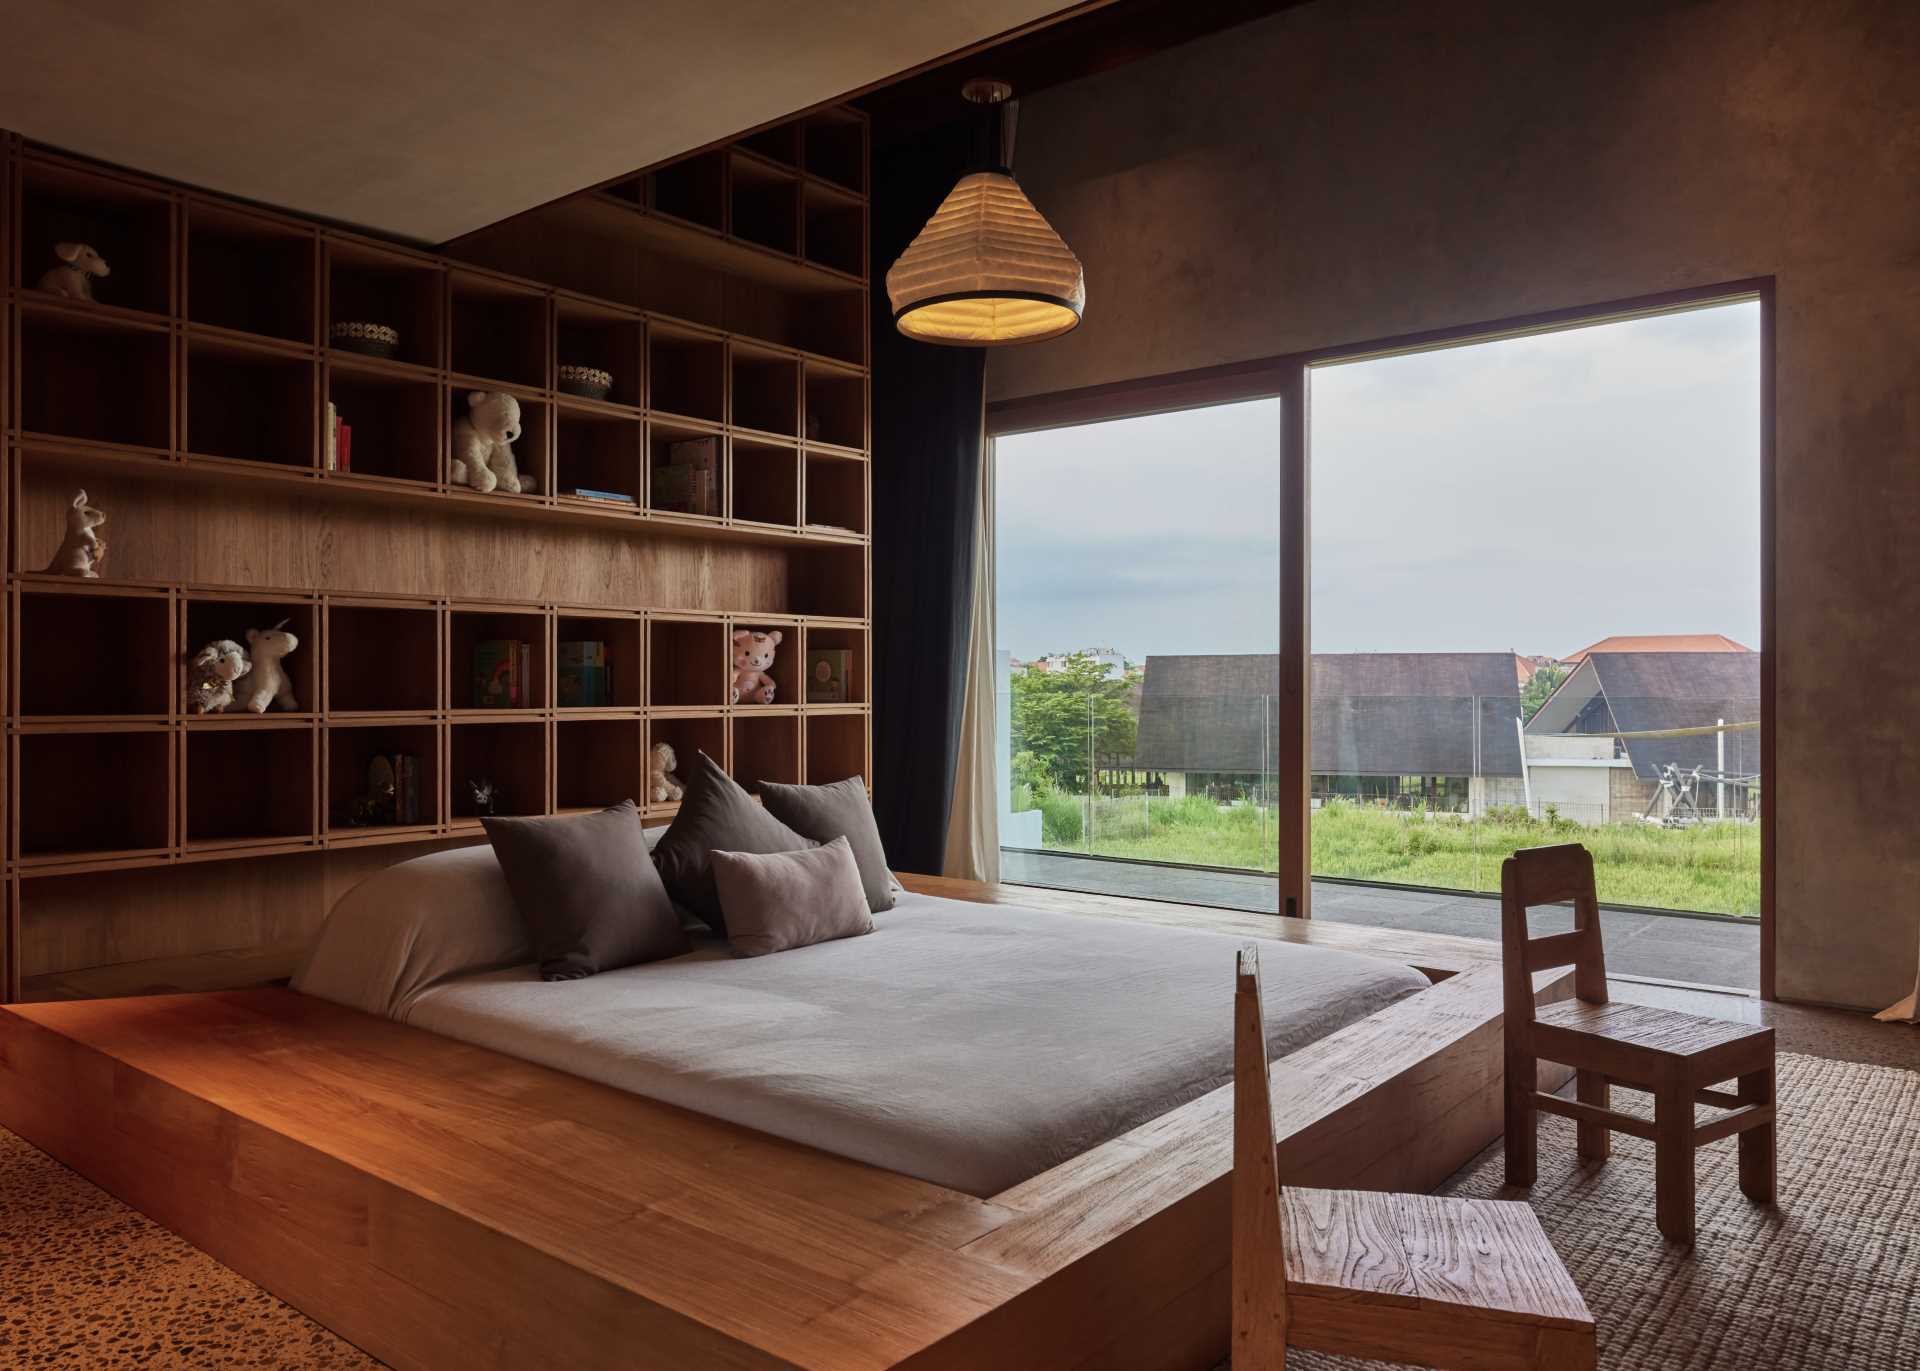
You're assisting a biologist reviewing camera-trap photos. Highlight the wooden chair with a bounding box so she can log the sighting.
[1233,946,1596,1370]
[1501,842,1776,1246]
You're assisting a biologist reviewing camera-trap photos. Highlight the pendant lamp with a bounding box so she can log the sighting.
[886,79,1085,346]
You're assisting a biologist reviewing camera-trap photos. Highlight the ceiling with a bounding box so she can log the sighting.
[0,0,1082,244]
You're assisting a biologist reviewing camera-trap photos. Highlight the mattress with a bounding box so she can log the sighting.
[312,883,1429,1196]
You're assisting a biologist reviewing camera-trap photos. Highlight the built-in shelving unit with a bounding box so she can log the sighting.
[1,108,871,1002]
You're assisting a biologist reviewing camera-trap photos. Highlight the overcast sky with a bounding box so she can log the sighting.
[996,300,1761,663]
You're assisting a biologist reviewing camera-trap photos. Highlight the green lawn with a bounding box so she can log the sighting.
[1033,793,1760,916]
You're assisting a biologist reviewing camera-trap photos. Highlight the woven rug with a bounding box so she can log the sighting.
[4,1051,1917,1368]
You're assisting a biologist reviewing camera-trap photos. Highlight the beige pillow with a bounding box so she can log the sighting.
[710,836,874,957]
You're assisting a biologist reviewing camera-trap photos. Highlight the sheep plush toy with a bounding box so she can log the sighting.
[232,621,301,713]
[730,629,782,705]
[450,391,537,494]
[186,639,252,714]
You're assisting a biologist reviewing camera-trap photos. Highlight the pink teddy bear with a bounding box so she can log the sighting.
[731,629,782,705]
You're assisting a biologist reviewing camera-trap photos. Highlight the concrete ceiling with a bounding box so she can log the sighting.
[0,1,1079,244]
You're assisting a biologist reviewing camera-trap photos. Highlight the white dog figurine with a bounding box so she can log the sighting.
[44,489,105,578]
[38,242,111,301]
[232,621,301,713]
[186,640,252,715]
[450,391,537,494]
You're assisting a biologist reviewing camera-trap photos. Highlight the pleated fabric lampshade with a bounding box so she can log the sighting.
[886,169,1085,346]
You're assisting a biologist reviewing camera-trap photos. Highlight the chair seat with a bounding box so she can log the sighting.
[1532,997,1773,1082]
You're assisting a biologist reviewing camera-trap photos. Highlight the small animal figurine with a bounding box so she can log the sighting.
[44,489,105,578]
[468,777,498,815]
[38,242,111,301]
[185,639,252,715]
[232,620,301,713]
[648,742,685,804]
[450,391,537,494]
[731,629,782,705]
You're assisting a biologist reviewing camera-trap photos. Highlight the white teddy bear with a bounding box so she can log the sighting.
[649,742,685,804]
[450,391,537,494]
[232,621,301,713]
[186,639,252,715]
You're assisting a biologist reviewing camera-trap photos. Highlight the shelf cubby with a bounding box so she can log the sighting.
[787,544,868,618]
[728,620,799,705]
[184,598,317,713]
[804,454,866,536]
[19,160,174,316]
[326,603,439,714]
[450,272,550,388]
[640,151,727,233]
[450,721,547,819]
[801,625,867,705]
[740,122,801,169]
[17,729,172,860]
[802,184,864,278]
[731,344,799,436]
[186,203,317,343]
[554,407,642,506]
[18,588,173,718]
[451,609,547,711]
[731,713,801,790]
[556,719,643,812]
[647,420,724,519]
[449,392,551,496]
[802,111,867,194]
[18,308,172,450]
[556,298,644,409]
[647,714,725,803]
[556,614,643,709]
[184,724,315,846]
[327,723,438,831]
[186,337,317,467]
[729,153,800,256]
[326,364,440,483]
[730,440,800,527]
[805,711,869,786]
[803,361,865,450]
[649,617,727,706]
[327,240,443,369]
[648,324,726,422]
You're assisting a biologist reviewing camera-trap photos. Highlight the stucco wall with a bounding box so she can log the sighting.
[987,0,1920,1009]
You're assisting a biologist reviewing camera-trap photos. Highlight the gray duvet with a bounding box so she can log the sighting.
[294,849,1427,1196]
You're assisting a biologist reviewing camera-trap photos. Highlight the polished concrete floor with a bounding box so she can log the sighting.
[1000,847,1763,991]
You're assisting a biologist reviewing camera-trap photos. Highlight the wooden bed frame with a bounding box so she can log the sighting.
[0,876,1569,1371]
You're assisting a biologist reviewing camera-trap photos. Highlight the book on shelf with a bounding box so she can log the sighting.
[568,487,637,505]
[325,403,353,472]
[338,421,352,473]
[652,436,719,516]
[557,640,611,707]
[806,648,852,703]
[393,752,420,825]
[473,640,532,708]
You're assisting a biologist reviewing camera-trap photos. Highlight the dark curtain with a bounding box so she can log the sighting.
[869,118,986,875]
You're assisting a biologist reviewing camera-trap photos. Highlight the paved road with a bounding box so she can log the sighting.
[998,849,1760,991]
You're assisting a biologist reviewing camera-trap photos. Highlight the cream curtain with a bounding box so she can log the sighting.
[942,432,1000,882]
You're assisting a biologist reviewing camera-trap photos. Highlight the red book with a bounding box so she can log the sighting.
[338,422,353,472]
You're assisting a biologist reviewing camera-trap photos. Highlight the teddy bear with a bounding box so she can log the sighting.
[730,629,782,705]
[649,742,685,804]
[38,243,110,301]
[232,621,301,713]
[185,639,252,714]
[43,489,105,578]
[450,391,537,494]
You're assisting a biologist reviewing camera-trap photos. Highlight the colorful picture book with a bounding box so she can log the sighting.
[568,487,637,505]
[806,648,852,703]
[557,640,611,707]
[324,401,353,472]
[473,640,533,708]
[652,436,719,516]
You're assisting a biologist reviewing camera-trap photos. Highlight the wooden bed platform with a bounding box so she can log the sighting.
[0,876,1569,1371]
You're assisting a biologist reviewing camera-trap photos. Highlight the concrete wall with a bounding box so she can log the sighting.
[988,0,1920,1009]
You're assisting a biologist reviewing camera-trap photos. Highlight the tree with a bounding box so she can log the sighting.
[1009,652,1138,793]
[1521,662,1569,722]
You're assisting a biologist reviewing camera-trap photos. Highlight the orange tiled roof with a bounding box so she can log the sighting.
[1561,634,1753,664]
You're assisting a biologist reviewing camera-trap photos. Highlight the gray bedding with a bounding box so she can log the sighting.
[293,847,1428,1196]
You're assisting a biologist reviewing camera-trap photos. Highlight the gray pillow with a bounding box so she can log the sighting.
[755,775,896,912]
[711,837,874,957]
[650,751,813,935]
[482,800,687,980]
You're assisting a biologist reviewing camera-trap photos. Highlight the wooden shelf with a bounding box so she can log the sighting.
[18,156,175,317]
[186,200,318,345]
[556,718,644,811]
[731,712,801,790]
[449,720,548,819]
[18,304,172,450]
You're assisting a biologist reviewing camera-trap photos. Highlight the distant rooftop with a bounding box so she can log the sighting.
[1561,634,1752,664]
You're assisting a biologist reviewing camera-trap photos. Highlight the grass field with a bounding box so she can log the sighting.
[1032,792,1760,916]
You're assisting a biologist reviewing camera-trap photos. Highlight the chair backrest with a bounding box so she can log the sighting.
[1233,946,1290,1365]
[1500,843,1608,1028]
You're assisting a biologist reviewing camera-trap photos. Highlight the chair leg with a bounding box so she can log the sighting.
[1738,1064,1777,1205]
[1505,1045,1538,1188]
[1654,1080,1696,1245]
[1575,1070,1611,1162]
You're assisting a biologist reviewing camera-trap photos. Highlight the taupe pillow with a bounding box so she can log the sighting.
[482,800,687,980]
[650,751,813,935]
[711,837,874,957]
[755,775,896,912]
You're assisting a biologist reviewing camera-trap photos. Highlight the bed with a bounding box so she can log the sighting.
[291,846,1431,1195]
